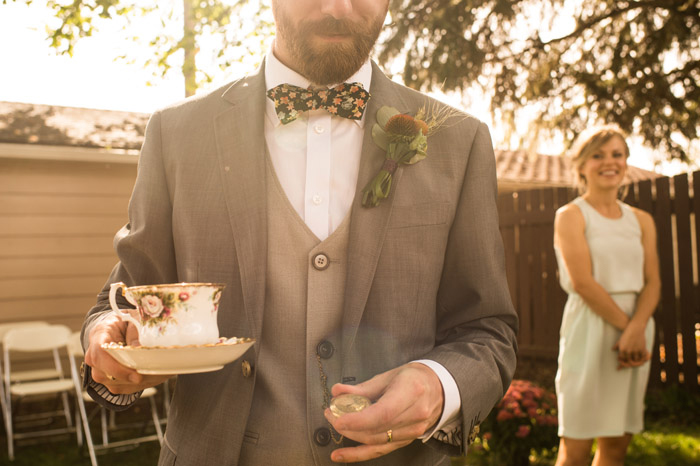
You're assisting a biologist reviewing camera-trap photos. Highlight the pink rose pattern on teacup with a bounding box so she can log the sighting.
[140,295,165,317]
[132,288,223,335]
[110,282,224,346]
[136,290,197,330]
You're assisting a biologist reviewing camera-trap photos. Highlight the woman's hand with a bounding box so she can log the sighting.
[613,320,650,369]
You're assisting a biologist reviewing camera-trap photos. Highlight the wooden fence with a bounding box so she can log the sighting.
[499,171,700,392]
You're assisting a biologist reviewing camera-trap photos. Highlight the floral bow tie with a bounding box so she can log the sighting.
[267,82,370,125]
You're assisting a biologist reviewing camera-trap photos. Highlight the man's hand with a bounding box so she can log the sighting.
[324,362,444,463]
[84,313,171,394]
[613,320,650,369]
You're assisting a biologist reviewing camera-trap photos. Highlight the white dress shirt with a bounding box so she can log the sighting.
[263,50,461,438]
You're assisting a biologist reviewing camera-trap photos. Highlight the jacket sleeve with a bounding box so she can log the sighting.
[81,110,178,408]
[425,121,519,456]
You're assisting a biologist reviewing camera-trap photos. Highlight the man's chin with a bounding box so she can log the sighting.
[308,38,355,59]
[302,48,366,84]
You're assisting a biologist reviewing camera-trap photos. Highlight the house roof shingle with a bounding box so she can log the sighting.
[0,101,148,151]
[495,149,661,190]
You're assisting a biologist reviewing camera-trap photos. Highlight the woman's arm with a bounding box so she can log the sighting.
[554,204,630,330]
[614,209,661,367]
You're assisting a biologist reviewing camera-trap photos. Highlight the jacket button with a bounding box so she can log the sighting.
[312,253,330,271]
[316,340,334,359]
[313,427,331,446]
[241,360,253,378]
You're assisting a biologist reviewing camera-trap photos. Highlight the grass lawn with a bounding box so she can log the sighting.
[449,423,700,465]
[1,421,696,465]
[0,387,697,465]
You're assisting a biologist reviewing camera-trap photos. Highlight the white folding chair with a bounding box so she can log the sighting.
[68,332,163,466]
[3,324,76,460]
[0,321,53,430]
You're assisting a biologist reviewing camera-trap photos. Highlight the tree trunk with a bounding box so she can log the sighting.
[182,0,198,97]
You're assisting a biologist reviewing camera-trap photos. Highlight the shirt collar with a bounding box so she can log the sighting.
[264,46,372,127]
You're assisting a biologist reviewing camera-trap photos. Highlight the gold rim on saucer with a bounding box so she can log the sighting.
[101,336,254,350]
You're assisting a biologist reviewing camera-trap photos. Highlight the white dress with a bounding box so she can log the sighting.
[554,197,655,439]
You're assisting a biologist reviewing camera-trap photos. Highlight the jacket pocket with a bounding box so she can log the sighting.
[388,202,451,229]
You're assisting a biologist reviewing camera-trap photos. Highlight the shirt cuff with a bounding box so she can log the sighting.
[412,359,462,442]
[81,363,141,412]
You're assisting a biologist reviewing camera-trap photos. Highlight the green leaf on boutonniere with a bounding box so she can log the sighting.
[361,105,440,207]
[407,134,428,164]
[371,124,390,151]
[376,106,401,127]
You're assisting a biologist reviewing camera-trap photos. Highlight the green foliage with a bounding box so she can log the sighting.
[7,0,699,161]
[381,0,700,161]
[3,439,161,466]
[45,0,133,56]
[1,392,698,466]
[626,425,700,466]
[644,385,700,426]
[455,425,700,466]
[8,0,274,96]
[0,398,163,465]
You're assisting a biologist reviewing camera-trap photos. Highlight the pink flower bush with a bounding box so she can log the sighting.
[479,379,559,465]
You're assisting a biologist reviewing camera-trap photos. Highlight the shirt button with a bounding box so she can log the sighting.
[312,194,323,205]
[313,427,331,446]
[316,340,334,359]
[314,124,325,134]
[312,253,330,271]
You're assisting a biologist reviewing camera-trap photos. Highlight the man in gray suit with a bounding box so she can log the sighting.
[82,0,518,464]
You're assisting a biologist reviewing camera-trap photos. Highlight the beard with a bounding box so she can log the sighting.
[275,10,385,85]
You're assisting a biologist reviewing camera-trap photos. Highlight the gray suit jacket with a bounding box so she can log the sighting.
[84,61,518,465]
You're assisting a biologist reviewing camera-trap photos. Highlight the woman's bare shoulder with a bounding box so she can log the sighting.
[556,202,584,222]
[628,206,656,231]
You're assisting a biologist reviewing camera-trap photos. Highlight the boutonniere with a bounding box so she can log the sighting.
[361,104,453,207]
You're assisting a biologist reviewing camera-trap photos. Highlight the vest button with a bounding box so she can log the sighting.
[312,253,330,271]
[313,427,331,446]
[316,340,334,359]
[241,360,253,378]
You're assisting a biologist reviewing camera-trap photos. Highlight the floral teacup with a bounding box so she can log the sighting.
[109,282,225,347]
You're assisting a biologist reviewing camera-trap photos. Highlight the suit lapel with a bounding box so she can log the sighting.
[214,67,268,343]
[342,63,411,357]
[211,61,413,351]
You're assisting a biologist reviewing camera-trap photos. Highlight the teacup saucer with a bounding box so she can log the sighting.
[102,337,255,375]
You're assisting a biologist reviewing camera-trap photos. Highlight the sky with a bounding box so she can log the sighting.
[0,1,187,113]
[0,0,690,175]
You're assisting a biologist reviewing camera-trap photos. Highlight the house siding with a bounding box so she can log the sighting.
[0,157,135,336]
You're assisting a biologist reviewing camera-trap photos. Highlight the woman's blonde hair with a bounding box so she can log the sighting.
[569,124,630,194]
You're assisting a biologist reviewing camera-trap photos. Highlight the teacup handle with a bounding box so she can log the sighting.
[109,282,142,331]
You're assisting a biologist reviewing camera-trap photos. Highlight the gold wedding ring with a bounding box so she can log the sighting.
[386,429,393,443]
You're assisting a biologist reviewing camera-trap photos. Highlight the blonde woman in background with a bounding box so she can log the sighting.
[553,125,660,466]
